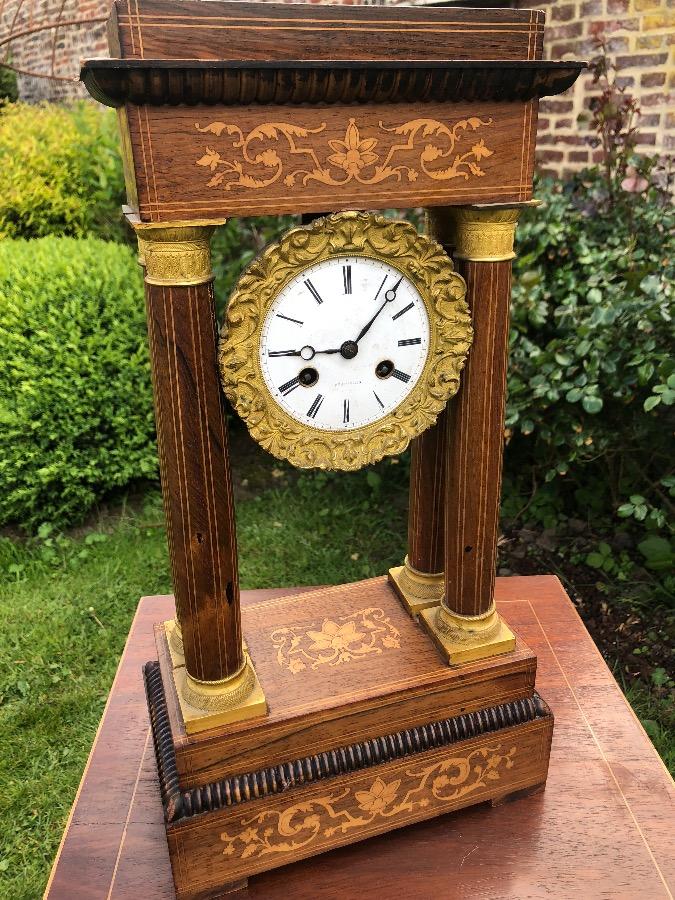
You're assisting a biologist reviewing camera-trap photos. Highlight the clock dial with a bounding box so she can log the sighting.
[259,256,430,431]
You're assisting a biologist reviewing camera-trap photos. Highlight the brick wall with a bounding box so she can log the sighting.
[1,0,672,174]
[513,0,674,172]
[0,0,108,101]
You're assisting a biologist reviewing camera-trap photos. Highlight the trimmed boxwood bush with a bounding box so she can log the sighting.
[0,102,126,241]
[0,237,156,531]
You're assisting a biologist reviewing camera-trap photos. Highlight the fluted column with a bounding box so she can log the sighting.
[133,219,266,730]
[421,206,521,665]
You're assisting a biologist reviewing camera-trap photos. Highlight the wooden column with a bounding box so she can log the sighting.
[421,206,520,665]
[134,221,266,727]
[389,409,447,617]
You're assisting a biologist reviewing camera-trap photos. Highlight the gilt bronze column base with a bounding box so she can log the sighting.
[420,602,516,665]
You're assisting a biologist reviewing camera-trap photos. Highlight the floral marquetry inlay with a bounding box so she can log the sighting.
[220,744,516,861]
[270,607,401,674]
[195,116,494,192]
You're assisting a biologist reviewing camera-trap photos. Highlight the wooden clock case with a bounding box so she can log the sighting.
[82,4,583,897]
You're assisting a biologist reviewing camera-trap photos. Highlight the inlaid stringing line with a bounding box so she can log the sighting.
[191,286,225,675]
[475,264,496,615]
[143,106,159,213]
[168,286,204,677]
[216,278,243,654]
[146,288,177,620]
[143,184,531,213]
[119,11,539,27]
[527,600,674,899]
[132,0,144,58]
[106,729,151,900]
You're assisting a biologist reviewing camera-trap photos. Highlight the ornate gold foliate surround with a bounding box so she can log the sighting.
[218,211,472,471]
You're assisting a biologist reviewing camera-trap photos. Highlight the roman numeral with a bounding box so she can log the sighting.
[276,313,303,325]
[392,302,414,321]
[279,376,301,396]
[343,265,352,295]
[392,369,411,383]
[373,391,384,409]
[304,279,323,304]
[343,399,350,424]
[373,275,387,302]
[307,394,324,419]
[398,338,422,346]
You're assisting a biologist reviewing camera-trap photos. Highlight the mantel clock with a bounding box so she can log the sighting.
[82,3,584,897]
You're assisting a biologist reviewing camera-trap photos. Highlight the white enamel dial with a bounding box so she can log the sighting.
[259,256,430,432]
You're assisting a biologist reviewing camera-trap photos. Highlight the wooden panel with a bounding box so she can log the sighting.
[45,578,675,900]
[167,717,553,899]
[163,578,536,788]
[127,99,537,221]
[113,0,544,63]
[145,279,242,682]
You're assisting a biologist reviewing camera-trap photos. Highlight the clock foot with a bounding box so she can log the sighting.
[388,556,444,619]
[420,603,516,666]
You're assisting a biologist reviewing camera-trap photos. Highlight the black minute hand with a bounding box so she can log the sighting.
[353,275,404,344]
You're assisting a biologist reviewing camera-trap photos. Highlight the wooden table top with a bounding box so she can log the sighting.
[45,576,675,900]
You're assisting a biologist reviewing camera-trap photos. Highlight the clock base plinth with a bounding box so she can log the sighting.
[388,557,444,618]
[143,577,552,898]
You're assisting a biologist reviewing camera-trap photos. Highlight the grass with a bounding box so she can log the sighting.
[0,462,408,899]
[0,448,672,898]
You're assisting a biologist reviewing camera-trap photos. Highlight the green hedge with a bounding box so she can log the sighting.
[0,102,126,241]
[504,174,674,572]
[0,237,156,531]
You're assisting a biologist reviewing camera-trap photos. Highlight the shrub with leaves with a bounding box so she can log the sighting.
[0,102,126,241]
[0,237,156,531]
[505,173,674,573]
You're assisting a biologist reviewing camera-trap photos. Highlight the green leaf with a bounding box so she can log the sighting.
[637,535,674,571]
[644,395,661,411]
[582,395,603,414]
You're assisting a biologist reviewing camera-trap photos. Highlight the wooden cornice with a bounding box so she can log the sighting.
[81,59,585,108]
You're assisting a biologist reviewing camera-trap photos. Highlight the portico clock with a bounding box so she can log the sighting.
[219,211,473,470]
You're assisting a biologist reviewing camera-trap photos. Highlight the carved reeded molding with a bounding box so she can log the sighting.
[144,661,551,824]
[132,221,225,286]
[81,60,586,109]
[443,207,522,262]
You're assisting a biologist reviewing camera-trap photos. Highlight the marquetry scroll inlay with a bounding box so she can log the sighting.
[195,116,494,192]
[270,607,401,674]
[220,744,516,860]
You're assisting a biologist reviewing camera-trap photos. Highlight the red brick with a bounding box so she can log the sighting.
[641,71,667,87]
[555,117,574,129]
[635,132,657,145]
[550,41,580,57]
[550,21,584,38]
[607,0,630,10]
[590,17,640,32]
[569,150,590,162]
[537,149,565,163]
[616,53,668,67]
[581,0,604,14]
[543,99,575,114]
[641,92,668,107]
[552,3,577,20]
[640,113,662,126]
